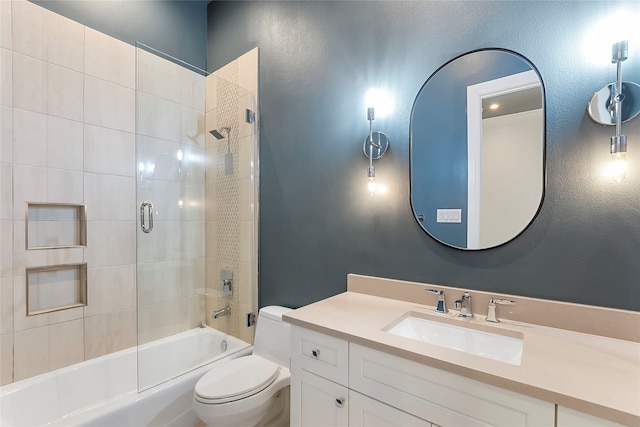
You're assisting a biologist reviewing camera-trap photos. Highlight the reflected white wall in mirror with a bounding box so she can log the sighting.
[467,71,543,249]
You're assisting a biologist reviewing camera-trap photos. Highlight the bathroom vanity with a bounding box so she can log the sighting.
[284,275,640,427]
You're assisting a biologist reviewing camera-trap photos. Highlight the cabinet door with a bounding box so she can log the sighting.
[557,407,628,427]
[350,343,555,427]
[349,390,432,427]
[290,365,348,427]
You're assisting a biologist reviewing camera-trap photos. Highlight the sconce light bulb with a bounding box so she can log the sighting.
[610,152,627,182]
[178,198,184,209]
[368,177,377,196]
[176,149,183,161]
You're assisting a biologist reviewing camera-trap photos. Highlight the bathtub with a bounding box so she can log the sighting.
[0,327,251,427]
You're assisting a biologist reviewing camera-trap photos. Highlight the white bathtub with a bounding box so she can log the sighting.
[0,327,251,427]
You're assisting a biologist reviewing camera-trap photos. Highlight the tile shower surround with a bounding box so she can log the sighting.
[0,0,259,386]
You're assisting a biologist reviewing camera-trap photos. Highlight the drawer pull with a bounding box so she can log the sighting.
[335,397,345,408]
[311,349,320,358]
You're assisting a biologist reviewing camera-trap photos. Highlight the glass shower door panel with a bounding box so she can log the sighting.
[135,45,207,391]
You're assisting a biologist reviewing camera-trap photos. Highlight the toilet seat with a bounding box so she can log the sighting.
[194,355,279,404]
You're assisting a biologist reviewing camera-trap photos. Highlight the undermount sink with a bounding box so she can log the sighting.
[384,313,523,365]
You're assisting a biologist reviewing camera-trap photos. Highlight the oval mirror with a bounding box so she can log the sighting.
[410,49,545,250]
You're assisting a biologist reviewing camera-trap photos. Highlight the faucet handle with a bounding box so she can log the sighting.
[426,289,447,314]
[486,298,516,322]
[491,298,515,305]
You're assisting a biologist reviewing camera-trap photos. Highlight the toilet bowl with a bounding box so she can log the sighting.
[193,306,293,427]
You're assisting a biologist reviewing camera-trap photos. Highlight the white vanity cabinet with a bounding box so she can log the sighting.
[556,407,628,427]
[348,390,433,426]
[290,325,556,427]
[290,326,350,426]
[350,343,554,427]
[290,365,349,426]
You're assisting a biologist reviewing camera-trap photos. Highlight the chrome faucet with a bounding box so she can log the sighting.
[212,306,231,319]
[486,298,516,323]
[454,292,473,318]
[426,289,447,314]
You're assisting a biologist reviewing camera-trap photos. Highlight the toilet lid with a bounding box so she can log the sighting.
[195,355,279,404]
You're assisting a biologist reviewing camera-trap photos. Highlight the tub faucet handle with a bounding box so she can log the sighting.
[486,298,516,323]
[426,289,447,314]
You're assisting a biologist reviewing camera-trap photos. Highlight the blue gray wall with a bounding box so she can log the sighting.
[30,0,208,70]
[208,1,640,312]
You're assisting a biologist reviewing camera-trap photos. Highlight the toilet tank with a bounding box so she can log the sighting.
[253,306,293,367]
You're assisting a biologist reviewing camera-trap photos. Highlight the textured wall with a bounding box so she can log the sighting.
[207,1,640,312]
[30,0,208,70]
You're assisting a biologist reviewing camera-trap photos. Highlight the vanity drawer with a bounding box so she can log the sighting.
[349,343,554,427]
[291,326,349,386]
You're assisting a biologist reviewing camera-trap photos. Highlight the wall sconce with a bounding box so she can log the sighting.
[363,107,390,195]
[588,40,640,182]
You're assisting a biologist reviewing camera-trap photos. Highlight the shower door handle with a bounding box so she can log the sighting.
[140,201,154,233]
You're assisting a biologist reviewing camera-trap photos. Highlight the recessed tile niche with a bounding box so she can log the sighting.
[26,264,88,315]
[26,203,87,249]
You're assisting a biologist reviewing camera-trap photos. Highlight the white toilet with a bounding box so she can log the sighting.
[193,306,293,427]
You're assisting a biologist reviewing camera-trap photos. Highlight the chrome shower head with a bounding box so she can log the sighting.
[209,127,231,140]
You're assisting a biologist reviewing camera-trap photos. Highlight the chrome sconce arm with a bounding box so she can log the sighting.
[363,107,390,194]
[588,40,640,182]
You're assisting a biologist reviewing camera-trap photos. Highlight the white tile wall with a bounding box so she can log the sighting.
[83,124,135,176]
[84,173,135,221]
[181,67,205,111]
[12,53,47,113]
[46,64,83,121]
[180,143,205,183]
[12,109,47,167]
[84,76,135,132]
[12,165,47,218]
[45,12,84,73]
[47,116,83,171]
[48,319,84,370]
[0,0,12,50]
[13,326,49,380]
[0,48,11,106]
[0,277,13,334]
[85,265,136,317]
[3,1,143,385]
[0,333,12,386]
[86,221,136,268]
[11,0,45,60]
[47,169,83,204]
[2,1,256,385]
[0,221,12,277]
[1,106,12,163]
[84,28,135,89]
[136,135,181,181]
[137,91,181,141]
[180,105,205,147]
[136,49,181,102]
[238,48,259,94]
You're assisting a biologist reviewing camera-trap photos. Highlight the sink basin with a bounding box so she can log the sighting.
[385,313,523,365]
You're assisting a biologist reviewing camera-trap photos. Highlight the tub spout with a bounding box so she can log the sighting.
[212,306,231,319]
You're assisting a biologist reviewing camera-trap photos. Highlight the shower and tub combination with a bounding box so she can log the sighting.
[1,3,259,423]
[0,329,250,426]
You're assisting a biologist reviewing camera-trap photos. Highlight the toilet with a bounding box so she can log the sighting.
[193,306,293,427]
